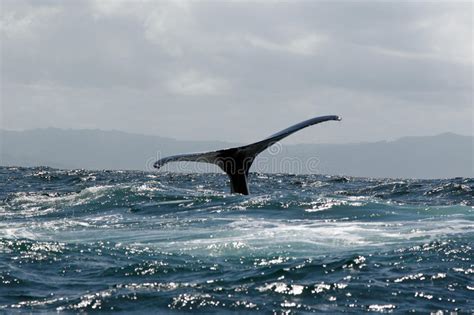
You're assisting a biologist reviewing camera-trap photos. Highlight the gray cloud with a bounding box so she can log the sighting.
[0,0,472,144]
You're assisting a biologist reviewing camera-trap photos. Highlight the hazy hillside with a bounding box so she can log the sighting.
[1,128,472,179]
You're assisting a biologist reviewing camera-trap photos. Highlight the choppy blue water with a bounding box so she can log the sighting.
[0,167,472,313]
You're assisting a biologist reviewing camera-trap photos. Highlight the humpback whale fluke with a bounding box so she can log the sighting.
[154,115,341,195]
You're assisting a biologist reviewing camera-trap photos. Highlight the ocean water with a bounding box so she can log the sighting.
[0,166,472,314]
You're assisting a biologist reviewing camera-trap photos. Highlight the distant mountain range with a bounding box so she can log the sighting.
[1,128,472,179]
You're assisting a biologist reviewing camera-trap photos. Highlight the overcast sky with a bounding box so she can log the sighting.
[0,0,472,144]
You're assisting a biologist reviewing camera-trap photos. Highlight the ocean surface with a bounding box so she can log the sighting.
[0,166,472,314]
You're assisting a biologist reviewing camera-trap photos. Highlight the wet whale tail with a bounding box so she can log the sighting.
[154,115,341,195]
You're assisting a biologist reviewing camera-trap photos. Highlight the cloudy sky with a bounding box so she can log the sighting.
[0,0,472,144]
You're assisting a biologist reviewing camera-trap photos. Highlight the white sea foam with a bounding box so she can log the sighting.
[368,304,396,311]
[3,185,117,219]
[256,282,304,295]
[305,196,368,212]
[139,215,474,257]
[0,227,39,240]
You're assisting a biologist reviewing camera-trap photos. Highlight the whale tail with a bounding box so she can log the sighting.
[153,115,341,195]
